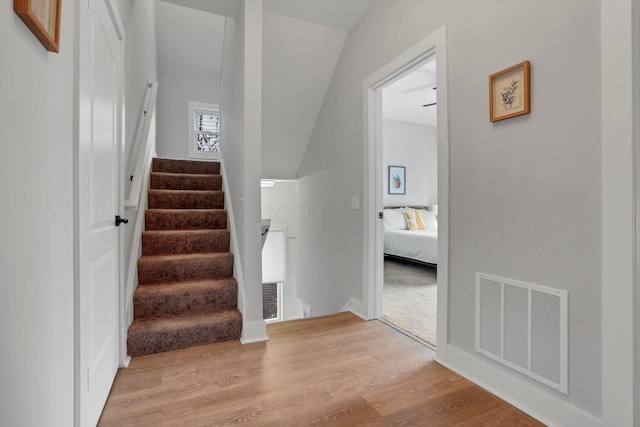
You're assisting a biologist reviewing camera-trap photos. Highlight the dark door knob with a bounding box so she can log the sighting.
[115,215,129,227]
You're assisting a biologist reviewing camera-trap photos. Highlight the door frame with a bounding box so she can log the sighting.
[362,26,450,361]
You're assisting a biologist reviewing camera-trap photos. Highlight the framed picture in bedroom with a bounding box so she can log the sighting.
[489,60,530,122]
[388,165,405,195]
[14,0,62,53]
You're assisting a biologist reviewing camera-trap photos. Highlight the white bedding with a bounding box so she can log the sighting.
[384,228,438,264]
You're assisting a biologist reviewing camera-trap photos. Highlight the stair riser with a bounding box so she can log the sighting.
[127,312,242,357]
[142,231,230,255]
[145,210,227,230]
[138,255,234,285]
[133,284,238,319]
[148,190,224,209]
[150,173,222,191]
[152,158,220,175]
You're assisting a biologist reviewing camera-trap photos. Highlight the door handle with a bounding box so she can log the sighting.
[115,215,129,227]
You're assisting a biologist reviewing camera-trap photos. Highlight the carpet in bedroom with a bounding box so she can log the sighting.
[382,257,437,347]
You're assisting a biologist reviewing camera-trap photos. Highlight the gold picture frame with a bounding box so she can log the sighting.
[14,0,62,53]
[489,60,530,122]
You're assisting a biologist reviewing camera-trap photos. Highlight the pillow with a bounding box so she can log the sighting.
[382,209,408,230]
[403,209,426,230]
[417,209,438,229]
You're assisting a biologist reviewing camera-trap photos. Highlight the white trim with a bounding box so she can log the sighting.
[240,320,270,344]
[442,344,601,427]
[220,154,269,344]
[341,297,365,320]
[188,101,220,160]
[601,0,636,425]
[633,0,640,422]
[362,26,449,362]
[105,0,124,41]
[120,148,153,364]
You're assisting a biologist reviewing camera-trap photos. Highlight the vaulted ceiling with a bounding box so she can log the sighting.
[155,0,379,179]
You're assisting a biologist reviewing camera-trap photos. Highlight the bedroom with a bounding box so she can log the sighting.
[380,59,438,347]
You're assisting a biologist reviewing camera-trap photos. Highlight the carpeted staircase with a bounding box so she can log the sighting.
[127,158,242,357]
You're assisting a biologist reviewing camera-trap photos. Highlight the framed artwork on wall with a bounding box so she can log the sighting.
[388,165,405,195]
[14,0,62,53]
[489,60,530,122]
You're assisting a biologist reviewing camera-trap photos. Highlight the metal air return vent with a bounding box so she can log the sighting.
[475,272,568,394]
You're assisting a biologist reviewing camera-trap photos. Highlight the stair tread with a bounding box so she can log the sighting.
[146,208,226,212]
[127,309,241,356]
[129,309,241,332]
[142,229,228,235]
[138,252,232,262]
[151,172,220,178]
[135,277,237,293]
[152,158,220,175]
[148,189,224,209]
[148,189,223,194]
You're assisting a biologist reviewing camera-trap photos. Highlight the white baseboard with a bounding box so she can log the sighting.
[342,297,366,320]
[240,320,269,344]
[120,355,131,369]
[439,344,602,427]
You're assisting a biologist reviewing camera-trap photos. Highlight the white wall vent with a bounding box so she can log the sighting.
[475,272,568,394]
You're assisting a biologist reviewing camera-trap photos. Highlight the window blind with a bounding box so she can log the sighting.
[262,230,287,284]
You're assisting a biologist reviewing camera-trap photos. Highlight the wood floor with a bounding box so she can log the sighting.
[99,313,544,426]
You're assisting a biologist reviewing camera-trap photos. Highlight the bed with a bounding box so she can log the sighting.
[383,207,438,265]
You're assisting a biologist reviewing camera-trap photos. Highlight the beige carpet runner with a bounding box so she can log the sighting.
[127,158,241,357]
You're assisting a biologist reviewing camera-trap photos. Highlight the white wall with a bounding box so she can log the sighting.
[382,119,437,207]
[296,0,604,423]
[261,11,347,179]
[156,67,218,159]
[123,0,158,165]
[261,181,304,320]
[220,0,266,342]
[154,1,225,159]
[0,0,76,425]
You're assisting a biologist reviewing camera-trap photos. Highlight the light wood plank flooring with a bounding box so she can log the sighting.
[99,313,543,426]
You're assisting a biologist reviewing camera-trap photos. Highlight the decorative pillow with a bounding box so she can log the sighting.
[383,209,408,230]
[403,209,426,230]
[417,209,438,229]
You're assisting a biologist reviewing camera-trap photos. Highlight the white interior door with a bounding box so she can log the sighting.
[78,1,122,425]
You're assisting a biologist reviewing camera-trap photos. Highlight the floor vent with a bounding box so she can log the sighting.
[475,272,568,394]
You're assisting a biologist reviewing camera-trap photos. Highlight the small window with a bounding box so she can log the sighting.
[188,101,219,159]
[195,109,219,152]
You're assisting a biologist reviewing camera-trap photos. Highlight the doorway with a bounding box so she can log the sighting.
[363,26,449,360]
[380,59,438,347]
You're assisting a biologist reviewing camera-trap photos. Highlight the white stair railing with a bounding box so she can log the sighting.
[126,82,158,208]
